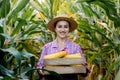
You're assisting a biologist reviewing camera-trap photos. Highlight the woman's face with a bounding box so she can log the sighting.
[55,21,70,39]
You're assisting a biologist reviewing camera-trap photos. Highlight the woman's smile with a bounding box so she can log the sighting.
[60,31,66,35]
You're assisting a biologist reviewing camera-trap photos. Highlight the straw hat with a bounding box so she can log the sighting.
[47,15,78,32]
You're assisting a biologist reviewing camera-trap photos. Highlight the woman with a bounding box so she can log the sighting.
[37,15,89,80]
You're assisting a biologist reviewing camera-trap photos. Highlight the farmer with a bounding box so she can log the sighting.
[37,15,89,80]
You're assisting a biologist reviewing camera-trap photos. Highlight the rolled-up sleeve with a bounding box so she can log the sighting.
[37,45,47,68]
[75,45,88,67]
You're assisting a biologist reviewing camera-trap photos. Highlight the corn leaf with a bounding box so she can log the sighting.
[0,0,10,18]
[1,47,21,66]
[115,69,120,80]
[11,19,27,36]
[0,65,14,78]
[7,0,29,24]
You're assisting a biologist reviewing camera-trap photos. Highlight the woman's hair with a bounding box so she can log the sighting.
[54,20,71,28]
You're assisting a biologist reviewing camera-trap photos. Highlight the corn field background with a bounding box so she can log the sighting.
[0,0,120,80]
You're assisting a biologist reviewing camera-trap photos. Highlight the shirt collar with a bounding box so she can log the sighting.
[52,38,70,49]
[52,39,58,48]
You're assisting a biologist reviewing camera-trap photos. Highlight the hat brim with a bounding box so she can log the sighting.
[47,17,77,32]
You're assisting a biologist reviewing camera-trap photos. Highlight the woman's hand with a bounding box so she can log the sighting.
[36,67,45,76]
[39,70,45,75]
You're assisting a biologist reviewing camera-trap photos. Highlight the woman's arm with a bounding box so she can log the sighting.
[75,45,90,71]
[37,45,48,75]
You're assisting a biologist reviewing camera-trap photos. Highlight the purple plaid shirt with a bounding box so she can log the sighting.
[37,38,87,68]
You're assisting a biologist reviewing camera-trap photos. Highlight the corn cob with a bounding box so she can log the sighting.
[64,53,82,58]
[71,64,83,66]
[45,65,62,68]
[44,51,66,59]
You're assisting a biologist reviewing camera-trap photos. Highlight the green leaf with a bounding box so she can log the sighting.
[80,3,94,18]
[0,18,4,27]
[0,65,14,78]
[114,17,120,27]
[28,30,42,35]
[20,52,34,58]
[77,0,91,2]
[30,56,35,79]
[7,0,29,24]
[1,47,21,65]
[0,0,10,18]
[21,5,34,20]
[11,19,27,36]
[20,67,32,79]
[90,34,102,47]
[33,68,63,80]
[1,76,15,80]
[92,27,114,47]
[52,0,60,15]
[42,68,63,80]
[104,55,120,79]
[21,43,35,54]
[0,33,13,42]
[89,0,119,24]
[21,24,39,36]
[0,21,5,48]
[30,56,35,68]
[0,49,7,67]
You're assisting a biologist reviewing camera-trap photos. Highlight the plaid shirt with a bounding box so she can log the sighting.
[37,38,87,68]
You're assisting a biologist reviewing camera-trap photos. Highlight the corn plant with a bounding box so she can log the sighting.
[75,0,120,80]
[0,0,53,79]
